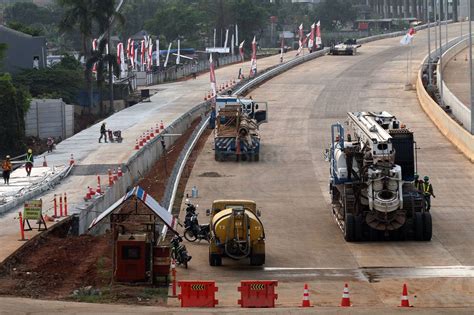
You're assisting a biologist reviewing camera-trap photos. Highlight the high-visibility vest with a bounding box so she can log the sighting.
[26,153,33,163]
[423,183,431,195]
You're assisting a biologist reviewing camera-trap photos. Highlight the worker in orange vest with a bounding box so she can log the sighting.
[2,155,12,185]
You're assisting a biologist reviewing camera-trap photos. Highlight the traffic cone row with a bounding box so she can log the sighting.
[134,121,166,150]
[294,283,412,308]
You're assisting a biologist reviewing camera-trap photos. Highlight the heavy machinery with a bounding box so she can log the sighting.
[212,96,267,161]
[329,39,361,55]
[206,200,265,266]
[327,111,431,242]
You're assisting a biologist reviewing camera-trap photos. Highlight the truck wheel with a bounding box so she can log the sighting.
[250,254,265,266]
[344,213,355,242]
[254,154,259,162]
[422,212,432,241]
[414,212,423,241]
[209,253,222,266]
[214,152,220,161]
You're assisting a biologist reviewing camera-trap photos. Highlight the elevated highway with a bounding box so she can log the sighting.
[176,23,474,308]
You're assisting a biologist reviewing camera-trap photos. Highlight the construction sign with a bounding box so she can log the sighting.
[23,200,47,231]
[24,200,42,220]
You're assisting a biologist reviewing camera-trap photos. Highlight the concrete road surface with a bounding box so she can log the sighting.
[444,46,471,108]
[176,22,474,308]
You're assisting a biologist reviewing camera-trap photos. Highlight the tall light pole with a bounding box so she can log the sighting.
[438,0,444,106]
[427,0,433,87]
[470,0,474,134]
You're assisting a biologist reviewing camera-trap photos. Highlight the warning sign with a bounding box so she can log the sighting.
[24,200,42,220]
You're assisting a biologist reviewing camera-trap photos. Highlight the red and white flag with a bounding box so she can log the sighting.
[209,54,216,97]
[130,41,135,68]
[239,40,245,61]
[117,42,123,65]
[155,39,160,67]
[298,23,303,49]
[280,37,284,62]
[249,36,257,77]
[147,39,153,71]
[316,21,322,48]
[400,27,416,45]
[308,23,315,51]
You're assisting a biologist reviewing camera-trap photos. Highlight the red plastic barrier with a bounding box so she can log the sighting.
[238,280,278,308]
[178,280,218,307]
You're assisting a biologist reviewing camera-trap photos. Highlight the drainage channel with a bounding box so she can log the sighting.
[215,266,474,283]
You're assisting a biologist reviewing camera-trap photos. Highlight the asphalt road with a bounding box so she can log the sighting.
[176,22,474,308]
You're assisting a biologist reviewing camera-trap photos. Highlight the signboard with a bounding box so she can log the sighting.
[24,200,42,220]
[205,47,230,54]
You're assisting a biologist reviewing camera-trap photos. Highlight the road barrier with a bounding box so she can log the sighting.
[237,280,278,308]
[417,51,474,162]
[178,280,218,307]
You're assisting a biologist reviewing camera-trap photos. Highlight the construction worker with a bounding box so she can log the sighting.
[25,148,34,176]
[413,173,423,191]
[2,155,12,185]
[99,122,108,143]
[422,176,435,211]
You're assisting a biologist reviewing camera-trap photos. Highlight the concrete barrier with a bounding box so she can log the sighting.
[417,65,474,162]
[436,36,471,129]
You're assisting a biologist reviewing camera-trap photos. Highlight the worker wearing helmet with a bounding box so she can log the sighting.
[422,176,435,211]
[2,155,12,185]
[25,148,34,177]
[99,122,108,143]
[413,173,423,192]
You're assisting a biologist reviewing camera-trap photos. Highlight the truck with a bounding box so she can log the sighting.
[212,96,267,161]
[206,200,265,266]
[329,38,361,55]
[326,111,431,242]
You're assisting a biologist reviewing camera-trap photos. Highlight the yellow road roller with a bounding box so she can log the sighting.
[206,200,265,266]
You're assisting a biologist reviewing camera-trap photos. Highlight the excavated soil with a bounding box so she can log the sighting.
[0,116,212,305]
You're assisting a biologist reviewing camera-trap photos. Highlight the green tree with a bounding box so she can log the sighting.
[0,73,30,156]
[0,43,6,68]
[6,21,43,36]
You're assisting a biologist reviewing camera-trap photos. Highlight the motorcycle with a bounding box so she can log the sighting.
[171,235,192,268]
[184,200,197,227]
[184,213,211,242]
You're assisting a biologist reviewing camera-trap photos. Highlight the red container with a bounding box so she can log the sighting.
[178,280,218,307]
[115,234,147,282]
[238,280,278,308]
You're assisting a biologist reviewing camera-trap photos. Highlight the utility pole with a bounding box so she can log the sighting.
[438,0,444,106]
[470,1,474,134]
[427,0,432,87]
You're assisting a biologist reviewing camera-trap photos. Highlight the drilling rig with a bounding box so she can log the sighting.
[327,111,431,241]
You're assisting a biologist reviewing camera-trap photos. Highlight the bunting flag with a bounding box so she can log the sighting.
[400,27,416,45]
[249,36,257,77]
[235,24,239,47]
[155,39,160,67]
[164,42,172,68]
[280,37,284,62]
[298,23,303,50]
[126,38,132,60]
[209,54,216,97]
[117,42,126,78]
[147,39,153,71]
[92,38,98,73]
[231,34,235,55]
[224,29,229,49]
[177,39,181,65]
[316,21,322,48]
[140,40,145,70]
[130,41,135,69]
[308,23,315,52]
[239,40,245,61]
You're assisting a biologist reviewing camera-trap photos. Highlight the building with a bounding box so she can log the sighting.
[0,25,47,74]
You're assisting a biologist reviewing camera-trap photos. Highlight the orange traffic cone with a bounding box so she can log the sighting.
[160,120,164,130]
[400,283,411,307]
[150,128,155,138]
[69,153,75,166]
[204,93,207,101]
[135,139,140,150]
[42,156,47,167]
[155,123,160,133]
[340,283,351,307]
[208,91,211,99]
[301,283,311,307]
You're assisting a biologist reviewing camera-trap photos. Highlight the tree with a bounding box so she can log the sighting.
[0,43,6,68]
[6,21,43,36]
[0,73,30,157]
